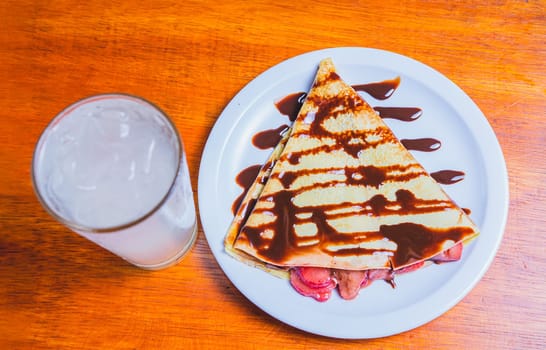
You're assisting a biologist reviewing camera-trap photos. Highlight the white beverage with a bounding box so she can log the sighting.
[32,94,197,269]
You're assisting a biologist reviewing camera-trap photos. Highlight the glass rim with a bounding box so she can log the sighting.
[31,93,183,234]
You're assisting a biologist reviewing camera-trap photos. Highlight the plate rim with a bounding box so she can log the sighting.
[197,47,509,339]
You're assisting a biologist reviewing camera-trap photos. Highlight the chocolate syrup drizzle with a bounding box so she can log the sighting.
[401,138,441,152]
[233,77,466,215]
[252,125,290,150]
[231,73,470,268]
[242,186,471,266]
[352,77,400,100]
[274,92,307,122]
[431,170,465,185]
[374,107,423,122]
[231,165,262,215]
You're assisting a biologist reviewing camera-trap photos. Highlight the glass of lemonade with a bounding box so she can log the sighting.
[32,94,198,270]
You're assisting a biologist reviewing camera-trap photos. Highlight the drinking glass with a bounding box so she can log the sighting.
[32,94,198,269]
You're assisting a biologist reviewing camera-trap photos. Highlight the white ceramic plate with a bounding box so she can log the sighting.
[198,47,508,339]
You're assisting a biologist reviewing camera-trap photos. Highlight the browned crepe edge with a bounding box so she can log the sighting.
[224,129,292,279]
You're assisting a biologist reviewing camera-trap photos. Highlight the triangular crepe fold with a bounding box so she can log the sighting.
[226,58,479,274]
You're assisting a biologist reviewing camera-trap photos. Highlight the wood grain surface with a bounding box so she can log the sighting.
[1,0,545,348]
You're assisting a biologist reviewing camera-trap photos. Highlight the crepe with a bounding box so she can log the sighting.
[225,58,479,279]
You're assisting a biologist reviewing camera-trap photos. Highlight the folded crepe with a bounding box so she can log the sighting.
[225,58,479,298]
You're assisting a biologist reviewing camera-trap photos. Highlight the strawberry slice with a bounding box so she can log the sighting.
[295,266,334,288]
[431,242,463,264]
[396,260,425,274]
[288,243,464,302]
[289,268,336,302]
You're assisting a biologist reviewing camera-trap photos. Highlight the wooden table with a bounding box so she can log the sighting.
[1,1,545,348]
